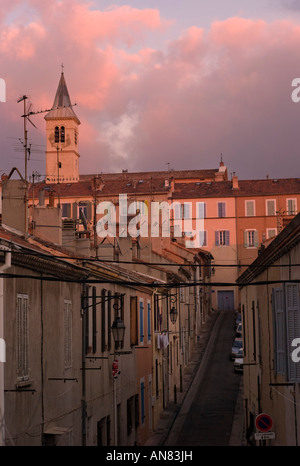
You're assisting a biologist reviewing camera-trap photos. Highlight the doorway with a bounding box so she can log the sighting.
[217,290,234,311]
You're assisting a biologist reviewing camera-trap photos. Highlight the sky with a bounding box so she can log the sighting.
[1,0,300,181]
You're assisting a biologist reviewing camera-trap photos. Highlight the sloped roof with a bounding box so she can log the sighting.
[44,72,80,123]
[171,178,300,199]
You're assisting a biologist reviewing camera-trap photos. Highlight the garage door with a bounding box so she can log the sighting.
[217,290,234,311]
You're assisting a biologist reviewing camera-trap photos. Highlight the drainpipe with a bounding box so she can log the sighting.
[0,246,11,446]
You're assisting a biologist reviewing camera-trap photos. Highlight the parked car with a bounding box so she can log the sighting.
[234,313,242,329]
[234,357,243,373]
[230,337,243,360]
[236,322,242,337]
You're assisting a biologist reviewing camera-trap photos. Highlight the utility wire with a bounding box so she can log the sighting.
[1,249,299,268]
[0,272,299,287]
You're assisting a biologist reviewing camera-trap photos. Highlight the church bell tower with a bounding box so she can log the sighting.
[45,69,80,183]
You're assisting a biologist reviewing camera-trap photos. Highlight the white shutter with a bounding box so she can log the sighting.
[285,283,300,382]
[64,300,72,368]
[272,287,287,375]
[17,294,29,382]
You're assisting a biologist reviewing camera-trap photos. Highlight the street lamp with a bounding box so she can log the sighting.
[169,293,178,324]
[111,316,125,349]
[169,305,178,324]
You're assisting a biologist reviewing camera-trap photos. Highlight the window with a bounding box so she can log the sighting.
[64,300,72,368]
[266,200,276,216]
[287,199,297,215]
[74,130,78,145]
[55,126,59,143]
[183,202,191,220]
[61,203,71,218]
[147,301,151,343]
[101,289,106,353]
[130,296,138,346]
[17,294,29,382]
[215,230,230,246]
[267,228,277,239]
[107,291,112,352]
[245,200,255,217]
[78,201,92,222]
[140,379,145,425]
[60,126,65,143]
[54,126,66,144]
[218,202,226,218]
[198,230,207,247]
[92,287,97,354]
[154,294,161,332]
[273,283,300,381]
[197,202,206,219]
[127,396,134,436]
[139,299,144,344]
[244,230,259,248]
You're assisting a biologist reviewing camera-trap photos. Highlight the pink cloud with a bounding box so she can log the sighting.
[1,4,300,180]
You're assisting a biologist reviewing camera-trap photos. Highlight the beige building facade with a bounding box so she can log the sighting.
[237,213,300,446]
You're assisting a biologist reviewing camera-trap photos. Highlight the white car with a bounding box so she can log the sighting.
[234,357,243,373]
[230,338,243,360]
[236,322,242,337]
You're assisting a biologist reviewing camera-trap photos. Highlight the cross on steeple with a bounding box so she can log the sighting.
[61,62,64,73]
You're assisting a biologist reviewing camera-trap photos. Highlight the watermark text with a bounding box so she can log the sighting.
[0,78,5,102]
[0,338,5,363]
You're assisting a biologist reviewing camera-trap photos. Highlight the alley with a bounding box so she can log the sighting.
[165,310,242,446]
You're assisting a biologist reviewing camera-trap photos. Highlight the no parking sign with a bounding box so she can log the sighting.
[255,413,273,432]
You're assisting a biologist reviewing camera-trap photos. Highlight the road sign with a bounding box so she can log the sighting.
[255,413,273,432]
[255,432,275,440]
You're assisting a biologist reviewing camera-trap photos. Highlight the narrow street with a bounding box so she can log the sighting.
[165,310,242,446]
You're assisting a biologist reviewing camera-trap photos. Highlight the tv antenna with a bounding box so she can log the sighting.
[17,93,77,237]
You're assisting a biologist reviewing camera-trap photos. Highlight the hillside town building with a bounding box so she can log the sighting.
[0,70,299,445]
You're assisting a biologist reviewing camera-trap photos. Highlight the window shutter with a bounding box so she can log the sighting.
[267,200,275,216]
[139,301,144,343]
[147,303,151,342]
[244,231,248,248]
[174,203,181,220]
[285,283,300,382]
[218,203,225,217]
[199,230,207,247]
[17,294,29,381]
[254,230,259,247]
[198,202,206,219]
[64,300,72,368]
[225,230,230,246]
[272,287,287,375]
[141,381,145,424]
[215,231,219,246]
[246,201,254,216]
[72,203,78,219]
[184,203,191,219]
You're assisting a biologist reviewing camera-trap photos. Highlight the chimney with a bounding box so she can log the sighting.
[1,177,27,235]
[232,172,239,189]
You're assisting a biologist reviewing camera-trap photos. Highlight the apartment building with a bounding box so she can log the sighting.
[237,212,300,446]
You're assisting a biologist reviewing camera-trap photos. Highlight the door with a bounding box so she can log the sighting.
[217,290,234,311]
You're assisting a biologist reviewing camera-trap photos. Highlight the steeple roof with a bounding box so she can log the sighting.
[45,72,80,123]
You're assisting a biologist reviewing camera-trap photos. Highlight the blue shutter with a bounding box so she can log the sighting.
[139,301,144,343]
[147,303,151,341]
